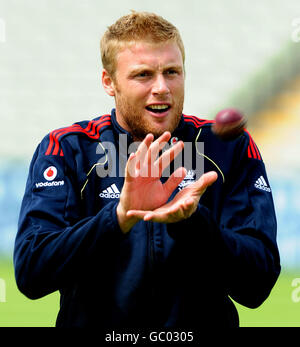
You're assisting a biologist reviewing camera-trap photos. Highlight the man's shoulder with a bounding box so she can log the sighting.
[42,114,112,157]
[182,114,214,129]
[182,113,257,148]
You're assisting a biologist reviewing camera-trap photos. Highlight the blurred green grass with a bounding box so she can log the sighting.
[0,259,59,327]
[234,271,300,327]
[0,258,299,327]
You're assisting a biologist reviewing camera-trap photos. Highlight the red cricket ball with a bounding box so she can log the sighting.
[212,108,247,140]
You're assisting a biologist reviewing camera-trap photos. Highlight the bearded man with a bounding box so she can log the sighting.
[14,11,280,328]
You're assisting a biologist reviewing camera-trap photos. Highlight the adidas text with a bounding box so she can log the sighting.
[99,192,120,199]
[99,184,120,199]
[254,183,271,192]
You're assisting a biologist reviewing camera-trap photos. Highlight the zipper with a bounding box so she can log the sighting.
[149,225,155,269]
[147,222,156,323]
[148,222,155,281]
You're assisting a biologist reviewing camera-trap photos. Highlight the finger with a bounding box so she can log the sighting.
[135,133,170,176]
[191,171,218,193]
[129,197,196,223]
[127,208,169,223]
[125,152,138,179]
[145,197,190,222]
[184,197,194,208]
[163,167,187,195]
[144,204,183,223]
[146,131,171,166]
[141,131,172,177]
[126,210,148,219]
[155,131,171,147]
[135,134,154,171]
[155,140,184,177]
[144,211,163,222]
[144,139,161,177]
[182,198,197,218]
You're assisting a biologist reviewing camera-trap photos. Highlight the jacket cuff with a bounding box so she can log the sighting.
[110,200,126,237]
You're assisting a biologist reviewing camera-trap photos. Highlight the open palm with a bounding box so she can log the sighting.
[116,131,217,233]
[127,171,218,223]
[123,132,186,207]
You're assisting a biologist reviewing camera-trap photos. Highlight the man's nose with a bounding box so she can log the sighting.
[152,74,170,95]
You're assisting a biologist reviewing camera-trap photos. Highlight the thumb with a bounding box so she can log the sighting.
[193,171,218,193]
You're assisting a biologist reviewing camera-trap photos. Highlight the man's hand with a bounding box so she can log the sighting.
[116,131,218,233]
[117,131,186,233]
[126,171,218,223]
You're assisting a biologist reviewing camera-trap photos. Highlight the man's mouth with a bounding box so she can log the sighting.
[146,104,171,114]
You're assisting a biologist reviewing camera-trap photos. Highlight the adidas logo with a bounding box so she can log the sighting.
[99,183,120,198]
[254,176,271,192]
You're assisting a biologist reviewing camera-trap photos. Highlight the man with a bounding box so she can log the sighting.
[14,11,280,328]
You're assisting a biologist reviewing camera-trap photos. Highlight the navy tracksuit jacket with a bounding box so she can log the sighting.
[14,109,281,327]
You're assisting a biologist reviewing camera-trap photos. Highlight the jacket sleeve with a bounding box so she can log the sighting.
[170,132,281,309]
[211,133,280,308]
[217,140,281,308]
[14,135,124,300]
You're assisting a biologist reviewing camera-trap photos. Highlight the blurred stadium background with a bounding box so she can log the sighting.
[0,0,300,326]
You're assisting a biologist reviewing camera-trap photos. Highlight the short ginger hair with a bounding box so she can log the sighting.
[100,11,185,79]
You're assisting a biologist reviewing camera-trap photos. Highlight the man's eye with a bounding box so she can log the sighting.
[165,69,178,75]
[136,71,151,78]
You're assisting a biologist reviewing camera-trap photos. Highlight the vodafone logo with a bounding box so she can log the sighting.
[35,166,64,189]
[170,137,178,146]
[43,166,57,181]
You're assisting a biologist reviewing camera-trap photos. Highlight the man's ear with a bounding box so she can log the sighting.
[102,69,116,96]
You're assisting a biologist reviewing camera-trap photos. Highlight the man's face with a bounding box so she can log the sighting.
[105,41,185,140]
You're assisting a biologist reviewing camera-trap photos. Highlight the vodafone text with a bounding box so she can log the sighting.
[35,181,64,188]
